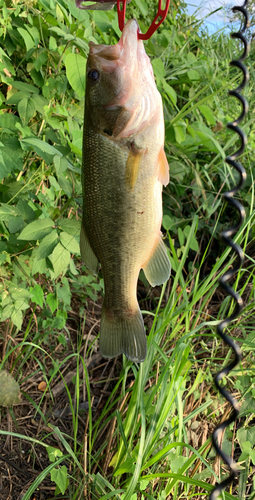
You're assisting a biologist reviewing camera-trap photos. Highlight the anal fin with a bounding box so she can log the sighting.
[80,223,99,274]
[143,236,171,286]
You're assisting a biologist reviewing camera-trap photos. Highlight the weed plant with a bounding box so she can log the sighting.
[0,0,254,499]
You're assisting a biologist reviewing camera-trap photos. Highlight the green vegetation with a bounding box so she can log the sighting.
[0,0,254,499]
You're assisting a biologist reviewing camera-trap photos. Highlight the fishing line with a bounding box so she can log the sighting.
[209,1,249,499]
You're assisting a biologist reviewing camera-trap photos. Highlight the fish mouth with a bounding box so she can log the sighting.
[88,19,140,67]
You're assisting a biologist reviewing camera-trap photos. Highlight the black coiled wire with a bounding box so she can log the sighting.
[209,2,249,499]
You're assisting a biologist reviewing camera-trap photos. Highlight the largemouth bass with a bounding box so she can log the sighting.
[81,19,171,362]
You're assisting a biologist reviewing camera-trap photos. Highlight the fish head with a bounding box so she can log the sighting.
[85,19,163,139]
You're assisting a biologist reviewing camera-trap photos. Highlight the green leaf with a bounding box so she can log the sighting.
[32,257,48,275]
[173,122,187,144]
[114,457,136,476]
[47,446,63,463]
[17,27,35,52]
[33,51,48,71]
[151,58,165,81]
[46,293,58,314]
[187,69,200,81]
[31,284,44,308]
[198,104,216,125]
[59,231,80,253]
[32,94,48,114]
[12,81,39,94]
[54,155,68,174]
[8,216,24,234]
[0,113,20,132]
[18,218,54,241]
[21,137,63,157]
[178,227,185,246]
[0,371,21,407]
[0,138,24,180]
[18,97,36,125]
[65,53,86,98]
[51,243,70,277]
[162,80,177,105]
[50,466,68,495]
[7,91,31,105]
[0,204,19,222]
[36,230,59,259]
[58,218,81,236]
[57,277,71,307]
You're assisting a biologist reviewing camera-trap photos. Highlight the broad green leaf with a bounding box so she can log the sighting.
[173,122,187,144]
[32,257,48,275]
[54,155,68,174]
[0,371,21,407]
[47,446,63,463]
[17,27,35,52]
[8,216,24,234]
[16,200,35,222]
[50,466,68,495]
[198,104,216,125]
[162,80,177,105]
[18,97,36,126]
[0,204,19,221]
[21,138,63,157]
[11,308,24,330]
[162,215,173,231]
[59,232,80,253]
[18,218,54,241]
[114,457,136,476]
[0,138,24,180]
[65,53,86,98]
[187,69,200,81]
[7,91,31,105]
[26,25,40,46]
[151,58,165,80]
[31,284,44,308]
[46,293,58,314]
[178,227,185,246]
[57,278,71,307]
[36,230,59,259]
[58,218,81,235]
[0,113,20,132]
[32,94,48,114]
[51,243,70,277]
[11,81,39,94]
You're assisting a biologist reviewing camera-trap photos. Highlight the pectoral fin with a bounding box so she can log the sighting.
[157,147,169,186]
[125,146,146,191]
[80,223,99,274]
[143,236,171,286]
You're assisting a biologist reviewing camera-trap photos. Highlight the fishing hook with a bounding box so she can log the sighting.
[209,2,249,499]
[117,0,171,39]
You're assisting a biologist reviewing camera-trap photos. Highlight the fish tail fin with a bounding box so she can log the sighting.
[100,304,147,363]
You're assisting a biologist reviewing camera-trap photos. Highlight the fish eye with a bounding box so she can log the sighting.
[88,69,100,82]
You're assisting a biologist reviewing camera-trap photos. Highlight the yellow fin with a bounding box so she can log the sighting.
[80,223,99,274]
[157,147,169,186]
[125,146,146,191]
